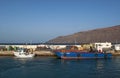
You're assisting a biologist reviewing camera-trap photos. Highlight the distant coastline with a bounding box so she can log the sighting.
[0,25,120,56]
[0,42,120,45]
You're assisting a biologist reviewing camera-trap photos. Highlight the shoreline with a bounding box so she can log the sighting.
[0,51,120,56]
[0,51,55,56]
[112,53,120,56]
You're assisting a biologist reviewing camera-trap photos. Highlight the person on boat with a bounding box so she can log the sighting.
[89,46,93,52]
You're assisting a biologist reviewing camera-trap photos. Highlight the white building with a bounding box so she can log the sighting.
[114,44,120,51]
[48,44,81,50]
[3,45,37,51]
[48,45,66,50]
[94,42,112,52]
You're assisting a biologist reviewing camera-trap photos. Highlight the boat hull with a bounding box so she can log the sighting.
[14,52,35,58]
[55,52,112,59]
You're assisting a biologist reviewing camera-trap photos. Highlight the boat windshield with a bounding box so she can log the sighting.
[17,48,28,52]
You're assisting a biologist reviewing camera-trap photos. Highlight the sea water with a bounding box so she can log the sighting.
[0,56,120,78]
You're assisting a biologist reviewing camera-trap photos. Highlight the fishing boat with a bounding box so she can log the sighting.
[54,46,112,59]
[14,48,35,58]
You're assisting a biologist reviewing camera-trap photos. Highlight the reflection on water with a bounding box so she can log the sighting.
[13,57,34,64]
[96,61,104,72]
[0,56,120,78]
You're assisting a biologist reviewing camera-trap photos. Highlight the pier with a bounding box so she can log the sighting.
[0,51,55,56]
[0,42,120,56]
[0,51,120,56]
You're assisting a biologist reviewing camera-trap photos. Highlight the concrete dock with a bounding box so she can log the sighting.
[0,51,14,56]
[0,51,120,56]
[0,50,55,56]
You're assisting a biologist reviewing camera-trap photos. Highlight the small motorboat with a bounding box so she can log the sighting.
[14,48,35,58]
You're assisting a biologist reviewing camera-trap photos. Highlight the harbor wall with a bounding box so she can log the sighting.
[0,51,120,56]
[0,43,120,56]
[0,51,55,56]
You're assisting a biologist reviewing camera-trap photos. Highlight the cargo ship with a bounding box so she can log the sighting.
[54,46,112,59]
[54,51,112,59]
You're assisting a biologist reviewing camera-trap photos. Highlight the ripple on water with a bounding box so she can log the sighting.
[0,56,120,78]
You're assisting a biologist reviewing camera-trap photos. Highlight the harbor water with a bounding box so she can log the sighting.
[0,56,120,78]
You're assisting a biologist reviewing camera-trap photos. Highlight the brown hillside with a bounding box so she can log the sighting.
[47,25,120,43]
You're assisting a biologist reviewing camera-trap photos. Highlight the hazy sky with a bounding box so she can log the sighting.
[0,0,120,43]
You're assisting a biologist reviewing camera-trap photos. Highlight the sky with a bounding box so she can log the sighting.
[0,0,120,43]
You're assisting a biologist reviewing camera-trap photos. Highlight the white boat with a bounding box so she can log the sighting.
[14,48,35,58]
